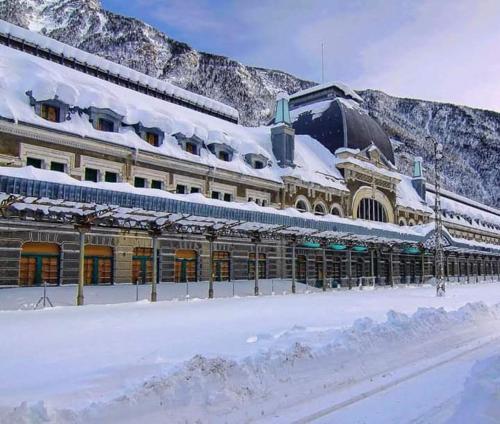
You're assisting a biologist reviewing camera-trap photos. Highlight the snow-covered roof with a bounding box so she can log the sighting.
[0,19,239,122]
[0,44,345,190]
[397,176,433,214]
[290,82,364,103]
[427,191,500,231]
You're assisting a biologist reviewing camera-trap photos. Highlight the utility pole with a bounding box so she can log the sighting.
[321,42,325,84]
[430,136,446,297]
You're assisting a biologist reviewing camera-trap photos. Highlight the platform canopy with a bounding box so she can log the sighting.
[0,175,499,255]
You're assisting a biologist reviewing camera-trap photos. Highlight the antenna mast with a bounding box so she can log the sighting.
[321,42,325,83]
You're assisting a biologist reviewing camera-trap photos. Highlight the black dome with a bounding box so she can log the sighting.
[291,99,395,164]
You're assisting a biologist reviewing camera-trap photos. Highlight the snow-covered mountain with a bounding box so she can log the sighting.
[1,0,499,207]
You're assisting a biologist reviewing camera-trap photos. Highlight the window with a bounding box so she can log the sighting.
[248,197,253,202]
[105,171,118,183]
[190,187,200,194]
[218,151,230,161]
[296,255,307,283]
[296,200,308,213]
[41,104,60,122]
[84,245,113,285]
[331,207,341,216]
[19,242,60,286]
[175,250,198,282]
[50,161,65,172]
[132,247,153,284]
[134,177,146,188]
[314,204,326,216]
[84,168,99,182]
[223,193,232,202]
[176,184,186,194]
[185,142,197,155]
[212,191,221,200]
[262,200,267,207]
[96,118,114,132]
[146,132,159,147]
[27,157,43,169]
[212,251,230,281]
[357,198,388,223]
[254,161,264,169]
[151,180,162,190]
[248,253,267,279]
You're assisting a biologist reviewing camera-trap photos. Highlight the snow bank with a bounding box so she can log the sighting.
[447,354,500,423]
[1,299,499,423]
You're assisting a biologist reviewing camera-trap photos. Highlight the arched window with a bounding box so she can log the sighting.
[296,200,308,213]
[331,207,342,216]
[20,242,60,286]
[399,219,406,226]
[132,247,152,284]
[212,251,230,281]
[314,204,326,216]
[248,253,266,279]
[357,198,388,223]
[84,245,113,285]
[175,250,198,282]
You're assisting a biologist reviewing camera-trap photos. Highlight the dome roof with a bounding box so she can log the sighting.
[290,98,395,164]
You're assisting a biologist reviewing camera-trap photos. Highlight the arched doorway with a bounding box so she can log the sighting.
[248,253,266,280]
[296,255,307,283]
[19,242,60,286]
[212,251,230,281]
[132,247,152,284]
[84,245,113,285]
[175,250,198,282]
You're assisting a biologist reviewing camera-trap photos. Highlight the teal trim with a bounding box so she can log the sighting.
[302,241,320,248]
[404,247,421,255]
[352,245,368,252]
[329,243,347,251]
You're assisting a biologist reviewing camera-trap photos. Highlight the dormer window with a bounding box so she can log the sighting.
[136,124,164,147]
[41,104,60,122]
[172,132,203,156]
[186,142,197,155]
[26,92,69,123]
[88,107,123,133]
[208,143,234,162]
[96,118,114,132]
[146,132,159,146]
[244,153,269,170]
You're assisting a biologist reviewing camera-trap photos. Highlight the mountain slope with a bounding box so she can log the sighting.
[0,0,498,207]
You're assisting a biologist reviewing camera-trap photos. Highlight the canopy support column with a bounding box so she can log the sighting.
[291,239,297,294]
[322,244,327,291]
[421,251,425,284]
[252,234,261,296]
[206,233,217,299]
[149,228,161,302]
[75,223,90,306]
[370,248,375,286]
[347,248,352,289]
[389,250,394,288]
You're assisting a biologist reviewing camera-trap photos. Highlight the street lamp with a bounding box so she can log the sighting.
[429,136,446,297]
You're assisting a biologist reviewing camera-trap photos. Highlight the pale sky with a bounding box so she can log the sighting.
[102,0,500,112]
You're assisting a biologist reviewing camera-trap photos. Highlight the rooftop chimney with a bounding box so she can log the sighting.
[411,156,426,200]
[271,92,295,167]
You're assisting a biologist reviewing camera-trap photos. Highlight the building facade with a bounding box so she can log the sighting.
[0,20,499,288]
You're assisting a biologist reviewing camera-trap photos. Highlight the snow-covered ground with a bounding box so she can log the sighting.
[1,282,500,423]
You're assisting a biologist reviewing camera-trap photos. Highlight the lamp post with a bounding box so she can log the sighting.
[430,136,446,297]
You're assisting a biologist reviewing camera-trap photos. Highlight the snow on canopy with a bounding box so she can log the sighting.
[0,166,435,239]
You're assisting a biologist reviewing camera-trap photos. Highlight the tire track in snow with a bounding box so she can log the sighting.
[287,334,500,424]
